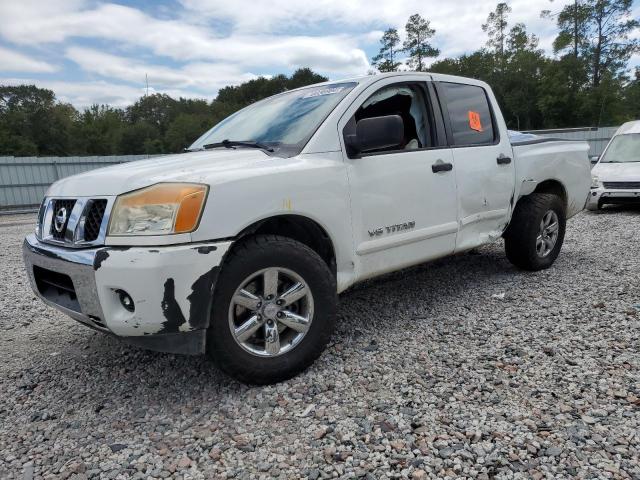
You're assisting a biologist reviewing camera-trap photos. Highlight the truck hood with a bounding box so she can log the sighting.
[47,149,279,197]
[592,162,640,182]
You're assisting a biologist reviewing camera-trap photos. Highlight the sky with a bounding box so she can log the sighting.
[0,0,638,109]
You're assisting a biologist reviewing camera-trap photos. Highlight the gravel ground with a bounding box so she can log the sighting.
[1,208,639,480]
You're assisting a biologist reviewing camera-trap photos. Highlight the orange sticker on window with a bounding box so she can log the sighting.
[468,111,482,132]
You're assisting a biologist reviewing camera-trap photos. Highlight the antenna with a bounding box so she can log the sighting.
[145,74,149,96]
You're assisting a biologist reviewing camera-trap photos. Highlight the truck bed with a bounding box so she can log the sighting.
[509,131,591,218]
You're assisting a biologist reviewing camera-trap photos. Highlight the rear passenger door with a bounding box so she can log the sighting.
[435,81,515,252]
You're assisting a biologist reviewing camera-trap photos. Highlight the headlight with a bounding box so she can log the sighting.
[591,175,602,189]
[108,183,208,236]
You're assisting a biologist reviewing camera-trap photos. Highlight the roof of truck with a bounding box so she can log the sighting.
[300,71,490,92]
[615,121,640,135]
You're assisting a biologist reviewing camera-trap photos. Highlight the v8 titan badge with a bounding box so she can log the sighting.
[468,110,483,132]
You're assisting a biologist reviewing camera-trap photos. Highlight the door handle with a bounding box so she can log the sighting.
[432,161,453,173]
[497,154,512,165]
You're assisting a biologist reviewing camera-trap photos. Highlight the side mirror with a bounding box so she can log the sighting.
[345,115,404,155]
[590,155,600,165]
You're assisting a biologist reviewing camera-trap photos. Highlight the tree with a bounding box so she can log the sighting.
[483,3,513,69]
[118,121,161,155]
[503,24,547,129]
[215,68,327,110]
[75,105,126,155]
[542,1,591,58]
[287,68,329,89]
[624,68,640,119]
[165,114,212,152]
[543,0,638,88]
[430,50,497,80]
[126,93,178,135]
[537,56,590,127]
[0,85,78,155]
[371,28,402,72]
[402,14,439,71]
[587,0,638,88]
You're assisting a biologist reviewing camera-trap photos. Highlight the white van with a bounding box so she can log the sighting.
[589,121,640,210]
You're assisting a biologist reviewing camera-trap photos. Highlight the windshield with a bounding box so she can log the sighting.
[188,82,357,155]
[600,133,640,163]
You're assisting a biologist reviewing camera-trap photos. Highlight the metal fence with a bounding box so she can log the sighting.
[522,126,618,158]
[0,155,158,212]
[0,126,620,213]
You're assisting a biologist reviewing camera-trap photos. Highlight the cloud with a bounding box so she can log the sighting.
[1,0,637,108]
[65,47,257,93]
[0,1,369,75]
[0,46,58,73]
[177,0,576,53]
[0,76,220,109]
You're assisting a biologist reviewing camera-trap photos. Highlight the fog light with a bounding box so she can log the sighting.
[116,289,135,312]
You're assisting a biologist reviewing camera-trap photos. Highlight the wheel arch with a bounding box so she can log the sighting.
[506,179,568,236]
[233,214,337,276]
[531,179,568,208]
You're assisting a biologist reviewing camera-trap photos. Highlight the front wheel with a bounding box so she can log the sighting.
[208,235,336,384]
[504,193,566,271]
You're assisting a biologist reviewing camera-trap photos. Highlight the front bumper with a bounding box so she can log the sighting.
[587,188,640,209]
[23,234,232,354]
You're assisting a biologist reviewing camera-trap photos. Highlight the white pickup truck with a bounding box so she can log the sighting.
[23,72,591,384]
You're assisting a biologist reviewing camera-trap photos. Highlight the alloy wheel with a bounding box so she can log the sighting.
[228,267,314,357]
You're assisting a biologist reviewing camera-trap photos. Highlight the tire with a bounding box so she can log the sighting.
[207,234,336,384]
[504,193,566,271]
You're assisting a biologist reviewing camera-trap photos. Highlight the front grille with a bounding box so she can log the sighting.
[83,200,107,242]
[603,181,640,190]
[49,199,76,240]
[40,197,112,246]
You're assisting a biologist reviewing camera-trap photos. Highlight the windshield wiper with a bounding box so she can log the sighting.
[202,139,274,152]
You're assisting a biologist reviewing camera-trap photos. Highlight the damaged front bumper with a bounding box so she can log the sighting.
[587,187,640,209]
[22,234,232,354]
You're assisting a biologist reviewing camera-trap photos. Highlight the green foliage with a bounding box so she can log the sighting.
[624,69,640,119]
[544,0,638,88]
[0,68,327,156]
[483,2,512,64]
[165,113,212,152]
[433,2,638,129]
[0,85,77,155]
[371,28,402,72]
[402,14,439,71]
[74,105,126,155]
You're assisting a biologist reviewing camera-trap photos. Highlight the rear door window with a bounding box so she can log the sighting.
[439,82,496,146]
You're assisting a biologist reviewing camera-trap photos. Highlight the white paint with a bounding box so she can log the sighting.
[45,72,591,301]
[94,242,231,336]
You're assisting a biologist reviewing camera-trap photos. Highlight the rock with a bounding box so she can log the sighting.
[545,446,562,457]
[314,427,328,440]
[22,463,34,480]
[209,448,221,461]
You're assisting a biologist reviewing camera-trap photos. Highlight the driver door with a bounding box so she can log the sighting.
[340,78,459,281]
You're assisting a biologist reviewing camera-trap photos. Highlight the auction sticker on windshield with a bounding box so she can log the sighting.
[303,87,345,98]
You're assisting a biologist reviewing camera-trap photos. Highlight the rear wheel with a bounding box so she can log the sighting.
[208,235,336,384]
[504,193,566,271]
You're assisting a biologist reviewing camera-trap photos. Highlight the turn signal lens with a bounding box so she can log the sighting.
[108,183,208,236]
